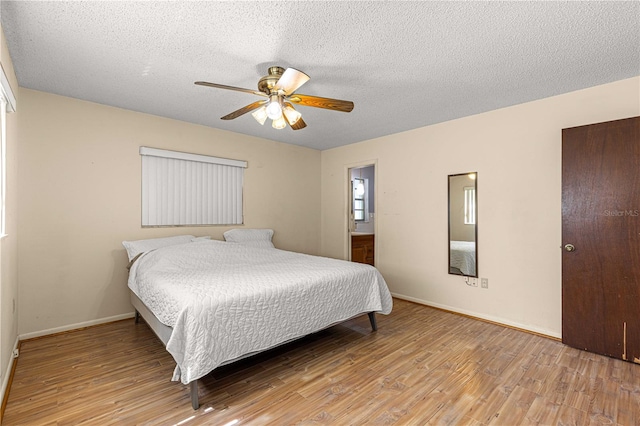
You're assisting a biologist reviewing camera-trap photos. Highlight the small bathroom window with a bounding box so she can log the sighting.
[353,178,369,222]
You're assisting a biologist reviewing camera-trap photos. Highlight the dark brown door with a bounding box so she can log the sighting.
[562,116,640,363]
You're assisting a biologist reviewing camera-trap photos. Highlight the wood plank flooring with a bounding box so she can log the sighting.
[3,299,640,425]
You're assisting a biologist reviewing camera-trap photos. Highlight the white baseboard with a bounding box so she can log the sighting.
[391,292,561,339]
[1,336,19,407]
[19,312,136,341]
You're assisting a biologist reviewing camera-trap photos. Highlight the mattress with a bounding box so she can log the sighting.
[128,240,393,384]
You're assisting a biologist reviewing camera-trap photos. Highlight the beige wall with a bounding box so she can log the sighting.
[0,23,19,406]
[321,76,640,337]
[17,89,321,336]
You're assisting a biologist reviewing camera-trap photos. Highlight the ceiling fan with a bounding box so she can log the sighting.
[195,66,354,130]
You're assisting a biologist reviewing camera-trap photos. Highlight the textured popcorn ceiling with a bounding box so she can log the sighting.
[2,1,639,150]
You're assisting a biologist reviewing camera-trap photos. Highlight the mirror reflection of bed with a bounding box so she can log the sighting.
[449,240,476,275]
[448,172,478,277]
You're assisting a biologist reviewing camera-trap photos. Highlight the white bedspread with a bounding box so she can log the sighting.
[128,240,393,384]
[450,240,476,275]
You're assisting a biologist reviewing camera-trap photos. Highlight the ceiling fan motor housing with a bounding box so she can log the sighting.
[258,66,285,94]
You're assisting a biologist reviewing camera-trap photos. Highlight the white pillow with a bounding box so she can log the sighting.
[122,235,195,261]
[223,229,275,248]
[191,236,212,242]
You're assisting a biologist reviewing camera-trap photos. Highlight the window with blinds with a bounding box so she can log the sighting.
[140,147,247,227]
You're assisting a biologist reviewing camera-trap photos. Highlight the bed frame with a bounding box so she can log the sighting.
[130,291,377,410]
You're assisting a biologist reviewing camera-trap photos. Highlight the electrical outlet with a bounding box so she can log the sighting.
[481,278,489,289]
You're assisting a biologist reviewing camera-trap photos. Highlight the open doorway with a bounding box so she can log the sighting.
[348,164,376,266]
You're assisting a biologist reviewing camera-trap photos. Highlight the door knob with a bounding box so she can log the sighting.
[564,244,575,252]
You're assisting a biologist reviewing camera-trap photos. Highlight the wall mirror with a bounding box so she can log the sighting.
[448,172,478,277]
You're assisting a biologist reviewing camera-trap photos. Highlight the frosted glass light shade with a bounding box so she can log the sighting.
[251,106,268,125]
[272,116,287,129]
[283,105,302,125]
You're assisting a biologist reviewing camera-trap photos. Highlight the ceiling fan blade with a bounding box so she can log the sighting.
[287,94,354,113]
[274,68,310,95]
[221,100,268,120]
[195,81,267,97]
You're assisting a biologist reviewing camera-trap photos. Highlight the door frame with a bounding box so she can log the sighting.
[345,160,377,262]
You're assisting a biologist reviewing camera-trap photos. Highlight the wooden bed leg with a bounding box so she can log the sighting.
[368,312,377,331]
[190,380,200,410]
[134,310,140,324]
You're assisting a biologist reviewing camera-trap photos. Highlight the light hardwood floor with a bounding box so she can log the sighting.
[3,299,639,425]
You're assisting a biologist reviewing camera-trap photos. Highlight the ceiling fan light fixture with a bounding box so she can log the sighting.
[251,106,268,125]
[195,66,353,132]
[283,104,302,125]
[272,115,287,130]
[266,95,282,120]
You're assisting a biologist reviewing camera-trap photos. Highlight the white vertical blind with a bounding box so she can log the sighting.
[464,186,476,225]
[0,64,16,237]
[140,147,247,226]
[0,97,6,236]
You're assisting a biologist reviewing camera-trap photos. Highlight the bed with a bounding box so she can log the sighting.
[450,240,476,276]
[125,234,393,409]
